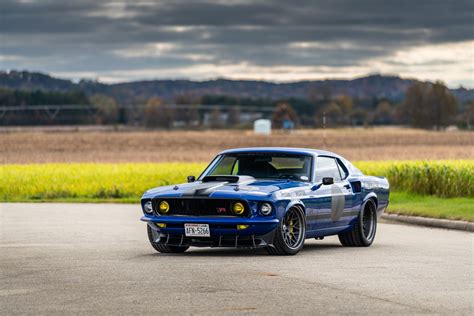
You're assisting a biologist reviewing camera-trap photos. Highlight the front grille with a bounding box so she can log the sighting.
[152,198,249,217]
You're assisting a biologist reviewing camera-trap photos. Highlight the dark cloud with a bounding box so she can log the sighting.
[0,0,472,84]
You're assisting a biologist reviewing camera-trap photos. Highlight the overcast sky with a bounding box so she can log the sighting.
[1,0,473,87]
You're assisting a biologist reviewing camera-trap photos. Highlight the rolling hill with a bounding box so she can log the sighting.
[0,70,472,103]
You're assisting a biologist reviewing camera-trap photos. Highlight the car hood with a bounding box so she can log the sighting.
[142,177,309,200]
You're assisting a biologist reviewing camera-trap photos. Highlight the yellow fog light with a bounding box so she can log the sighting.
[232,202,245,215]
[157,223,166,228]
[159,201,170,213]
[237,225,249,230]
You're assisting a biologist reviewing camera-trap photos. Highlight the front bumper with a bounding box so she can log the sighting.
[141,215,279,248]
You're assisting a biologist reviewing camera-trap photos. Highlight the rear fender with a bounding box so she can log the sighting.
[362,192,381,217]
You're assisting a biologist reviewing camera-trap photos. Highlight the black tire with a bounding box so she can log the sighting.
[338,199,377,247]
[267,206,306,255]
[147,225,189,253]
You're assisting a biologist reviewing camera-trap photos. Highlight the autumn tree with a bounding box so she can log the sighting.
[272,102,298,129]
[466,101,474,129]
[318,102,342,127]
[428,82,458,129]
[350,108,369,126]
[403,82,457,129]
[143,97,174,128]
[227,107,241,126]
[209,108,223,128]
[174,94,200,126]
[90,94,119,124]
[373,101,394,125]
[337,95,353,124]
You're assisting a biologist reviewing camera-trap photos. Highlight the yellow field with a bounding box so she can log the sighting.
[1,161,472,201]
[0,163,205,200]
[356,160,474,197]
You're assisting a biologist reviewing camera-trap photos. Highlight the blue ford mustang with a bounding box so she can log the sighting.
[141,147,390,255]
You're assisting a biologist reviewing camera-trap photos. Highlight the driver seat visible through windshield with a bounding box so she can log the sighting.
[238,159,277,178]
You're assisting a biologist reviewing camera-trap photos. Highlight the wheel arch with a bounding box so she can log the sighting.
[286,200,306,214]
[362,192,378,210]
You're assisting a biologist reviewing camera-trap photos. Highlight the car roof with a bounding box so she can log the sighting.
[219,147,341,158]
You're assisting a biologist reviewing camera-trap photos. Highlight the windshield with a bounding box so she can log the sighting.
[203,153,312,182]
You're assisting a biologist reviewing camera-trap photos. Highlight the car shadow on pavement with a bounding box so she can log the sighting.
[138,241,344,257]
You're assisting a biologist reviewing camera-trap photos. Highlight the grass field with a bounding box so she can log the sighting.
[1,128,473,163]
[1,161,473,221]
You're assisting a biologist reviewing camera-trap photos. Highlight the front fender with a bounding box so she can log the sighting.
[285,200,305,213]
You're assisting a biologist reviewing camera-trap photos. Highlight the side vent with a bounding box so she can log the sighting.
[350,181,362,193]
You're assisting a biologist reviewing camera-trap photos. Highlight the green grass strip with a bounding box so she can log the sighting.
[388,192,474,222]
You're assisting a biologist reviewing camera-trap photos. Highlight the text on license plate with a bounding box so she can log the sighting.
[184,223,210,237]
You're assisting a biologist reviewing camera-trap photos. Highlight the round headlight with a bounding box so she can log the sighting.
[260,203,272,215]
[143,201,153,214]
[232,202,245,215]
[159,201,170,214]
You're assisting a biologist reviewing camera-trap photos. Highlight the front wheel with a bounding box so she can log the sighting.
[147,225,189,253]
[338,199,377,247]
[267,206,306,255]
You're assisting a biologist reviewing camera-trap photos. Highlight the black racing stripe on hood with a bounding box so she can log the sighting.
[182,176,257,197]
[182,182,229,197]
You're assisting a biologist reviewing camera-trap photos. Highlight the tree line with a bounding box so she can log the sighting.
[0,82,472,129]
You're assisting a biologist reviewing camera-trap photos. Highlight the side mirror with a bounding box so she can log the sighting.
[187,175,196,183]
[322,177,334,185]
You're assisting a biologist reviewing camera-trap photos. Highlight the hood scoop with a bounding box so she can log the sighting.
[201,175,255,183]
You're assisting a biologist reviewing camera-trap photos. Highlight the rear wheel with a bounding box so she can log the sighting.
[147,225,189,253]
[338,199,377,247]
[267,206,306,255]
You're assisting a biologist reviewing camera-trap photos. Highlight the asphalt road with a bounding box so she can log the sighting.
[1,203,472,315]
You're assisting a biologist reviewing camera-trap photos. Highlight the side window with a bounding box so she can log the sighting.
[314,156,342,182]
[336,159,349,180]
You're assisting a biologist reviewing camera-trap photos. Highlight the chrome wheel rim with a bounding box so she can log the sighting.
[362,203,376,241]
[281,208,304,249]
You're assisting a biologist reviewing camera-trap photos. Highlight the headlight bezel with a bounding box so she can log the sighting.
[159,200,170,214]
[259,202,273,216]
[232,202,245,215]
[143,200,153,214]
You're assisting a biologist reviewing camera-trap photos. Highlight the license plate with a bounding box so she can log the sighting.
[184,223,210,237]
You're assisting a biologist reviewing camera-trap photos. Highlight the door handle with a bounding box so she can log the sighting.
[343,184,351,190]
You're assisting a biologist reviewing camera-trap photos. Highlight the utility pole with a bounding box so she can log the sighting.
[323,111,327,149]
